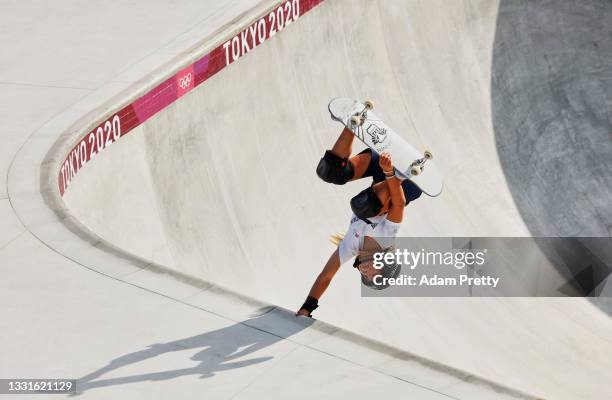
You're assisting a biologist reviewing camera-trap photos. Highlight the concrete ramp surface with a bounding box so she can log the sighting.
[32,0,612,399]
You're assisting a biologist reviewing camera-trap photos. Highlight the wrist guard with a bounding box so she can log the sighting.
[300,296,319,316]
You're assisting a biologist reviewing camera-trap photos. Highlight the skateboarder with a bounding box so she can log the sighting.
[296,152,407,317]
[316,127,423,219]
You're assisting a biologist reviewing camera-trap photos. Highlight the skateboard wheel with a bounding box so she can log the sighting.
[424,150,433,160]
[364,100,374,110]
[350,115,362,126]
[410,166,421,176]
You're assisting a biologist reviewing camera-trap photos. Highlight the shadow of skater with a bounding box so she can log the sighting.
[72,307,312,395]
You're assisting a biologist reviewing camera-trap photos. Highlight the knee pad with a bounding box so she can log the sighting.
[316,150,354,185]
[350,186,383,219]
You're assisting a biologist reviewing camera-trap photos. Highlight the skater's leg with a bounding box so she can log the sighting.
[330,127,355,158]
[350,149,385,182]
[401,179,423,203]
[350,178,423,219]
[348,151,372,181]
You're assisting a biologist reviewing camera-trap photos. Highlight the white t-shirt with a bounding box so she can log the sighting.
[338,214,401,265]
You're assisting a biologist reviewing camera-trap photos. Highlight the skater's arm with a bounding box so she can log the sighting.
[296,249,341,317]
[308,249,341,298]
[380,153,405,223]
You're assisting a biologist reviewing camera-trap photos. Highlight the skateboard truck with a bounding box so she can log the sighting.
[408,150,434,176]
[349,100,374,127]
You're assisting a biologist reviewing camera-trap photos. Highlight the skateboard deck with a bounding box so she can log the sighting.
[328,97,443,197]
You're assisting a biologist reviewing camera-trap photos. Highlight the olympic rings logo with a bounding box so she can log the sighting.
[178,73,192,89]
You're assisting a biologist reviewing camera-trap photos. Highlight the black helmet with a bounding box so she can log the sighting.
[361,261,401,290]
[357,247,401,290]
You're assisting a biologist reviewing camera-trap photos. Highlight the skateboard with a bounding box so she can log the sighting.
[328,97,443,197]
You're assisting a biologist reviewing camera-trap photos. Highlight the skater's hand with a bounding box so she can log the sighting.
[379,152,394,174]
[295,308,311,317]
